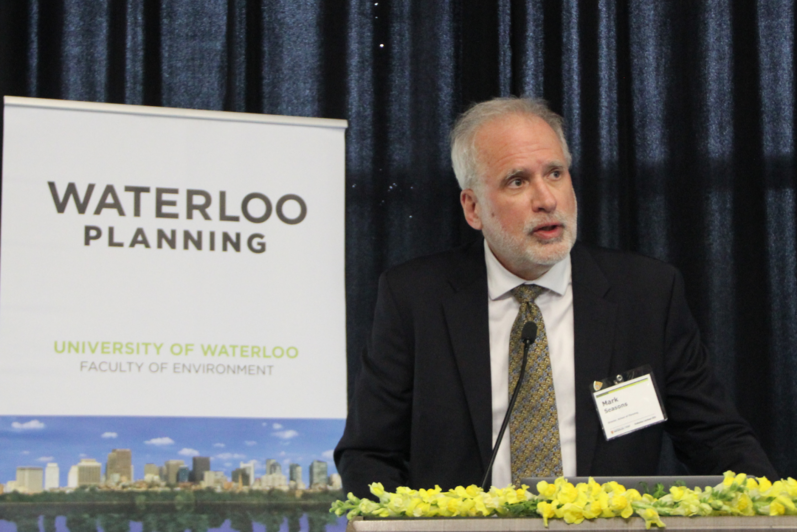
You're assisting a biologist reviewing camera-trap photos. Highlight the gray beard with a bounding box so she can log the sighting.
[482,205,578,275]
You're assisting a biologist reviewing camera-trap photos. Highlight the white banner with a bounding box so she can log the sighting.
[0,97,347,420]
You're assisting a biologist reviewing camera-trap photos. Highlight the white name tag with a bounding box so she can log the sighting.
[592,373,667,440]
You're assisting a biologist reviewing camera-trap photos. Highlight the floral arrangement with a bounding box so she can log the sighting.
[330,472,797,529]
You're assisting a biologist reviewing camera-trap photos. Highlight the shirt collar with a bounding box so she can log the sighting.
[484,239,572,301]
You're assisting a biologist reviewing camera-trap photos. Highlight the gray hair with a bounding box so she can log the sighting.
[450,97,572,190]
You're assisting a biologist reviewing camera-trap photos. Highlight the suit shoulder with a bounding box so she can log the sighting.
[380,240,483,292]
[576,243,681,288]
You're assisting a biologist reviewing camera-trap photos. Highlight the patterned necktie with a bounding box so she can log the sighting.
[508,284,563,482]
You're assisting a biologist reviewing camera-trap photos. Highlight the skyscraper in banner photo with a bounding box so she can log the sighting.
[106,449,133,484]
[192,456,211,482]
[309,460,327,487]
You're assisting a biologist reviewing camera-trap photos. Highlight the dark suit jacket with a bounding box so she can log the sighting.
[335,240,776,499]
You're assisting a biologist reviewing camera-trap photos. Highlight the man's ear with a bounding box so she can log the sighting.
[460,189,483,231]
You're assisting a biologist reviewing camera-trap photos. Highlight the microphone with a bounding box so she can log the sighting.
[480,321,537,491]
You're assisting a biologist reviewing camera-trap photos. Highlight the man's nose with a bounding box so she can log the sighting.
[530,179,557,212]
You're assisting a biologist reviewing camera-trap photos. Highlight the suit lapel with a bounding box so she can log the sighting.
[439,241,619,476]
[441,240,493,473]
[571,243,618,475]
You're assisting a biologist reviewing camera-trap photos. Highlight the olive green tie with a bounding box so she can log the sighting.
[509,284,563,482]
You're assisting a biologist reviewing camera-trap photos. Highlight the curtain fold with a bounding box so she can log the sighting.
[1,0,795,476]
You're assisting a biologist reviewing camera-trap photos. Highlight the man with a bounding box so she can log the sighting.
[335,97,776,499]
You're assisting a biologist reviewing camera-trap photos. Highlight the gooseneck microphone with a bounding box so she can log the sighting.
[480,321,538,491]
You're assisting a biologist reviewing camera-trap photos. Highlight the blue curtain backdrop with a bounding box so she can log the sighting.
[1,1,795,477]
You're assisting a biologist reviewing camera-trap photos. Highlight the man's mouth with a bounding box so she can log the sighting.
[531,222,564,240]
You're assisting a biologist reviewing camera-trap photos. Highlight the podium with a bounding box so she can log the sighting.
[347,515,797,531]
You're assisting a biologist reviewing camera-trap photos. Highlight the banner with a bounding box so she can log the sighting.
[0,97,347,491]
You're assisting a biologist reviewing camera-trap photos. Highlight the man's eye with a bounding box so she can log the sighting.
[509,178,523,187]
[551,170,562,179]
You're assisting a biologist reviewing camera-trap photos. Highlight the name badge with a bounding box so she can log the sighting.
[591,365,667,440]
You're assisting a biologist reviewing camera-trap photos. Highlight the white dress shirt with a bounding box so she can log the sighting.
[485,240,576,487]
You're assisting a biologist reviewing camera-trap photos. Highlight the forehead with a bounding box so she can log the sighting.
[474,114,565,172]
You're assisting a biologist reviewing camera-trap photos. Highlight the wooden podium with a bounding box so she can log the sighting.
[347,515,797,531]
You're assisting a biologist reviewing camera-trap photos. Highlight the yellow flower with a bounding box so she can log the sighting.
[603,480,626,495]
[560,502,585,525]
[697,502,714,516]
[745,478,759,491]
[556,482,578,504]
[434,495,451,516]
[486,488,508,510]
[640,508,666,529]
[387,494,407,515]
[670,485,687,501]
[473,497,489,516]
[537,501,556,526]
[358,499,381,514]
[418,487,437,503]
[411,501,429,517]
[758,477,773,492]
[585,477,602,498]
[675,494,704,517]
[482,491,501,509]
[465,484,481,497]
[446,497,462,515]
[583,499,603,520]
[769,480,787,498]
[594,491,614,518]
[537,480,556,499]
[553,477,571,493]
[625,488,643,502]
[610,493,633,518]
[770,500,786,516]
[723,471,737,487]
[731,493,754,516]
[463,498,477,515]
[776,495,797,514]
[369,483,385,498]
[405,498,420,517]
[785,478,797,498]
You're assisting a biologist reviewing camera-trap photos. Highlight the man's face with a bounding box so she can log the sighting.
[460,113,578,280]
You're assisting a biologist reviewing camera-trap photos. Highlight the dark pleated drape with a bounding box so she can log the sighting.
[1,1,795,477]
